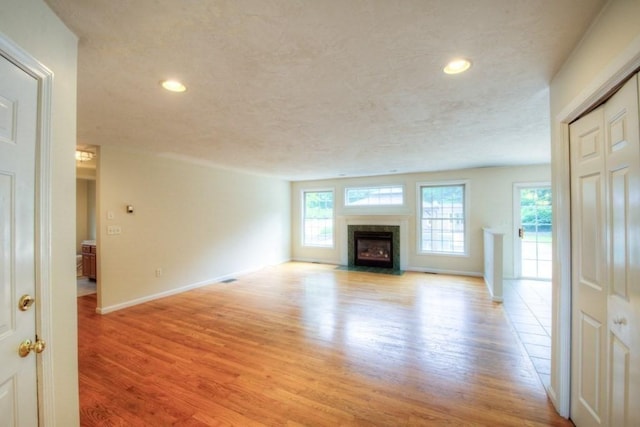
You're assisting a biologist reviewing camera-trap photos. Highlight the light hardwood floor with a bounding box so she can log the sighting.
[78,262,571,426]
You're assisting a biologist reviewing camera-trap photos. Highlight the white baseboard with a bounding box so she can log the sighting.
[96,260,291,315]
[483,277,504,303]
[97,277,225,314]
[96,260,485,314]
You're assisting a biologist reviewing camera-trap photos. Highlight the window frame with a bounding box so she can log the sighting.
[344,184,405,207]
[301,188,335,248]
[416,180,470,256]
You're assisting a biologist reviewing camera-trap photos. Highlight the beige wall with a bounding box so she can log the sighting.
[76,179,88,252]
[549,0,640,417]
[292,165,550,278]
[550,0,640,114]
[87,179,96,241]
[96,146,291,312]
[0,0,79,424]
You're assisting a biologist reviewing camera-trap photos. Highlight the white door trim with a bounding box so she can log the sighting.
[0,32,55,424]
[551,34,640,418]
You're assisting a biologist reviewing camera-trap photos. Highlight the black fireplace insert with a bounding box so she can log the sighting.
[354,231,394,268]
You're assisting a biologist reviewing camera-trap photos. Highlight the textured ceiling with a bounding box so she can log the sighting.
[46,0,606,181]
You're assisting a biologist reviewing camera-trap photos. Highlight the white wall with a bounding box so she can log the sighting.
[96,146,291,312]
[292,165,550,278]
[551,1,640,114]
[549,0,640,417]
[0,0,79,424]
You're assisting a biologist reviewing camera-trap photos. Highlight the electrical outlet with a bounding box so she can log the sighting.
[155,268,162,277]
[107,225,122,235]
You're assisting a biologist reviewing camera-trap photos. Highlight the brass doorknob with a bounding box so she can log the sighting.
[18,338,46,358]
[18,294,35,311]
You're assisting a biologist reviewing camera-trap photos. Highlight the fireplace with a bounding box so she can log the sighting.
[354,231,393,268]
[348,225,400,270]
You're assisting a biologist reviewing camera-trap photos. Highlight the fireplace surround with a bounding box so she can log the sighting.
[348,225,400,270]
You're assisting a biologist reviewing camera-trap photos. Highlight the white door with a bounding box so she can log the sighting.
[514,184,552,279]
[570,105,607,427]
[570,74,640,426]
[604,75,640,427]
[0,55,39,425]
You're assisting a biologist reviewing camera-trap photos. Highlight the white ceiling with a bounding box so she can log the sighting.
[46,0,606,181]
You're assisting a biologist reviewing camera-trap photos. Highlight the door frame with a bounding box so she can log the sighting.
[513,182,551,279]
[552,38,640,417]
[0,33,55,423]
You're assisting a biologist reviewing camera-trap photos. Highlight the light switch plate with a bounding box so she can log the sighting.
[107,225,122,235]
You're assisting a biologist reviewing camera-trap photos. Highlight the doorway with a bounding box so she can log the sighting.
[0,35,56,424]
[503,183,553,388]
[514,184,552,280]
[76,146,97,298]
[0,48,40,427]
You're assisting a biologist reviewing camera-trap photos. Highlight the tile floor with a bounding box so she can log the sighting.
[502,279,552,388]
[77,277,96,297]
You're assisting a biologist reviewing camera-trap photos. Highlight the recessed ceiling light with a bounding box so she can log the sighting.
[443,59,471,75]
[161,79,187,92]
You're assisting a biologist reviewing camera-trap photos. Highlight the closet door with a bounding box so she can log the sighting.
[604,75,640,427]
[570,74,640,426]
[570,106,608,427]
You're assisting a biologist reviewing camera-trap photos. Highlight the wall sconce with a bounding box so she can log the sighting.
[75,150,96,162]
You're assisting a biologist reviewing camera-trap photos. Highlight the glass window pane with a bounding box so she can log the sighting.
[345,186,404,206]
[420,184,466,254]
[303,191,333,247]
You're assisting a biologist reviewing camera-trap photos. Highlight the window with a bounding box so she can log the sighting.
[303,190,334,247]
[419,182,467,254]
[345,185,404,206]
